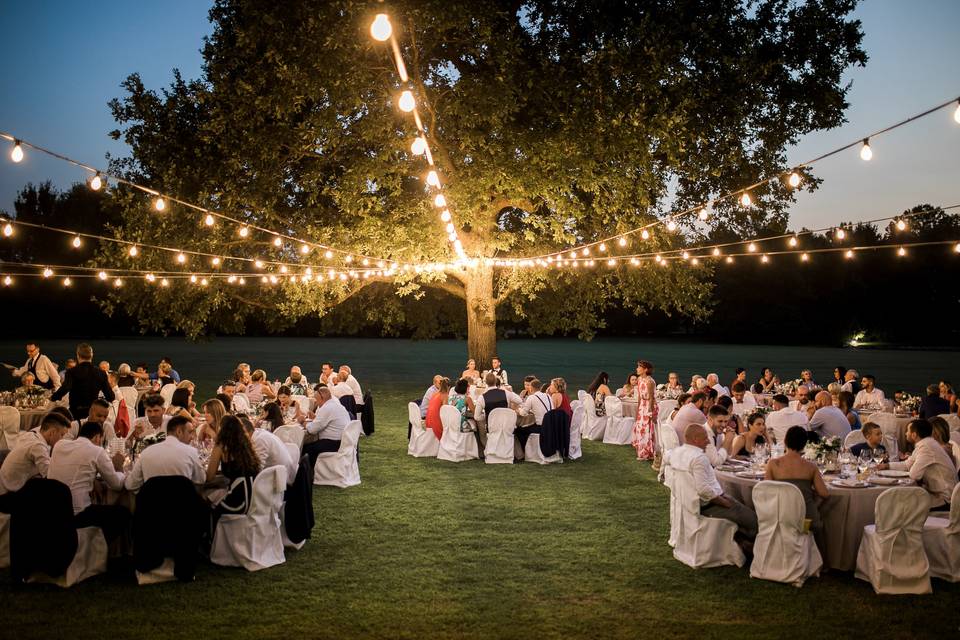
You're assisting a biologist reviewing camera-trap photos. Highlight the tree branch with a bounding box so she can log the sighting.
[420,277,466,300]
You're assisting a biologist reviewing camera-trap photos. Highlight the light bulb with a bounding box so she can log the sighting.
[641,229,650,240]
[273,236,282,247]
[895,219,907,231]
[836,228,846,240]
[204,214,215,226]
[440,210,452,222]
[238,277,245,285]
[666,220,677,232]
[582,247,590,256]
[845,249,854,259]
[160,278,169,287]
[606,259,615,267]
[740,192,752,207]
[190,275,198,283]
[788,236,798,247]
[362,258,369,266]
[681,251,689,260]
[200,278,208,286]
[788,172,801,188]
[725,256,734,264]
[748,242,757,252]
[698,207,709,221]
[445,223,455,233]
[801,253,809,262]
[11,141,23,163]
[212,257,221,266]
[324,250,334,259]
[691,258,699,266]
[89,174,102,191]
[370,14,392,41]
[300,244,309,254]
[654,255,662,263]
[254,259,264,269]
[176,252,186,264]
[2,276,11,286]
[761,255,769,263]
[62,277,72,287]
[128,245,138,257]
[228,275,237,283]
[618,237,627,247]
[426,170,440,187]
[897,247,906,257]
[154,197,166,212]
[42,268,53,278]
[146,273,156,282]
[954,243,960,253]
[599,242,606,252]
[860,138,872,161]
[98,271,108,280]
[239,226,249,238]
[279,265,288,274]
[955,102,960,124]
[411,137,427,155]
[712,247,721,256]
[398,90,416,113]
[72,236,82,248]
[434,194,446,208]
[2,223,13,237]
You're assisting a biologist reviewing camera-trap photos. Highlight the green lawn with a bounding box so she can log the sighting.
[2,392,958,639]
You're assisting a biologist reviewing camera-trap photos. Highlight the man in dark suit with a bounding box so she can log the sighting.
[51,343,114,418]
[918,384,951,420]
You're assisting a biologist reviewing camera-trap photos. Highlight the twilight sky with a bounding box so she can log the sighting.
[0,0,957,231]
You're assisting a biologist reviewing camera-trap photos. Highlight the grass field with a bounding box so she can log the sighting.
[2,392,958,640]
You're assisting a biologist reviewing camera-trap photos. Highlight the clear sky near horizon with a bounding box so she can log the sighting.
[0,1,957,231]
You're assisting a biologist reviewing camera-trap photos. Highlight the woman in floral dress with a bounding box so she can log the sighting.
[632,360,658,461]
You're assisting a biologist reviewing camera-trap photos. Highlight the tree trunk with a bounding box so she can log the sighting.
[464,263,497,369]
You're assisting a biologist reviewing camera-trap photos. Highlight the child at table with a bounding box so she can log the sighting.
[849,422,886,460]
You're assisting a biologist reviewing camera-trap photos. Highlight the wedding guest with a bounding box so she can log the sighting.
[124,416,205,491]
[236,362,251,379]
[59,358,76,385]
[919,384,951,420]
[485,356,508,386]
[587,372,613,416]
[51,343,114,419]
[731,382,757,411]
[461,359,481,383]
[876,419,958,509]
[8,341,60,391]
[425,378,450,440]
[166,388,197,422]
[672,391,708,444]
[207,415,261,519]
[98,360,111,373]
[519,379,552,426]
[220,380,236,400]
[752,367,778,394]
[706,373,728,397]
[0,412,71,510]
[765,426,828,534]
[240,416,296,486]
[330,371,354,399]
[447,378,475,429]
[277,386,307,425]
[929,417,960,468]
[669,393,691,423]
[116,363,136,387]
[632,359,658,464]
[939,380,955,408]
[731,412,766,457]
[548,378,572,419]
[716,396,742,435]
[688,375,706,393]
[616,373,639,400]
[850,422,886,459]
[765,394,809,444]
[155,362,175,387]
[283,366,310,396]
[303,386,351,467]
[841,368,861,394]
[246,369,277,404]
[231,368,249,393]
[419,375,442,419]
[337,365,363,404]
[48,421,129,545]
[729,367,747,392]
[826,382,841,406]
[66,399,114,442]
[800,369,818,390]
[854,374,885,410]
[16,372,37,391]
[833,366,847,388]
[257,402,287,432]
[808,391,851,440]
[127,394,170,450]
[519,375,536,400]
[836,390,861,432]
[675,424,757,541]
[703,405,731,465]
[160,357,181,383]
[474,373,522,423]
[791,385,811,413]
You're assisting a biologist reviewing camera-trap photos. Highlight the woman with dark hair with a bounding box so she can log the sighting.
[257,401,286,432]
[207,415,261,518]
[587,372,612,417]
[730,412,766,457]
[765,425,829,534]
[447,378,475,430]
[276,385,306,425]
[632,360,658,461]
[752,367,778,394]
[833,366,847,387]
[166,387,196,420]
[616,373,638,400]
[837,390,861,431]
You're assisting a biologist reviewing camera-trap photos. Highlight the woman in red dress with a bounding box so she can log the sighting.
[425,377,450,440]
[632,360,658,461]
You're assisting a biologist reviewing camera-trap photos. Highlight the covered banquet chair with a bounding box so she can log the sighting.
[484,407,516,464]
[749,481,822,587]
[313,420,362,487]
[407,402,439,458]
[581,395,606,441]
[855,486,932,594]
[922,482,960,582]
[437,405,479,462]
[602,395,634,445]
[211,465,288,571]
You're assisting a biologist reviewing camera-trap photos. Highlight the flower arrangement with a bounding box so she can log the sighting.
[772,379,803,396]
[12,385,51,409]
[896,393,920,414]
[655,384,682,400]
[133,431,166,457]
[804,435,841,460]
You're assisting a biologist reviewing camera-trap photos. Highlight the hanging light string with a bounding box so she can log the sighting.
[369,12,469,263]
[504,94,960,262]
[0,130,412,266]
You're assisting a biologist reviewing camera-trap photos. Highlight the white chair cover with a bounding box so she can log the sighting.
[407,402,439,458]
[577,390,588,404]
[869,412,902,460]
[284,441,300,463]
[855,486,932,594]
[938,413,960,435]
[666,468,744,569]
[581,395,606,441]
[437,405,479,462]
[273,425,305,449]
[662,462,680,548]
[569,399,583,437]
[231,393,252,415]
[602,396,634,445]
[568,401,583,460]
[657,399,678,422]
[922,483,960,582]
[159,383,177,408]
[28,527,108,587]
[290,395,311,414]
[119,386,139,412]
[211,465,287,571]
[484,408,516,464]
[521,428,562,465]
[136,558,176,585]
[843,430,866,449]
[0,513,8,568]
[749,481,822,587]
[658,420,680,453]
[313,420,362,487]
[0,406,20,450]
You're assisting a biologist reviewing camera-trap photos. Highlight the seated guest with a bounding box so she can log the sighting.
[461,359,481,384]
[616,373,639,400]
[0,412,71,511]
[199,398,227,443]
[669,393,690,423]
[665,371,684,396]
[220,380,237,401]
[231,368,249,393]
[160,357,181,383]
[706,373,728,397]
[850,422,887,460]
[257,402,287,432]
[9,341,60,390]
[687,375,706,393]
[283,366,310,396]
[303,386,351,467]
[587,372,613,413]
[16,371,38,392]
[240,416,297,486]
[672,391,707,444]
[919,384,951,420]
[474,373,522,423]
[59,358,77,384]
[425,378,451,440]
[837,390,861,431]
[124,416,205,491]
[765,425,829,534]
[809,391,851,440]
[98,360,111,373]
[800,369,818,390]
[670,424,757,541]
[549,378,573,419]
[116,363,136,387]
[731,382,757,412]
[447,378,476,429]
[155,361,175,387]
[484,356,508,386]
[166,387,197,421]
[338,365,364,405]
[929,417,960,469]
[206,416,261,519]
[519,379,553,426]
[853,374,885,411]
[519,375,536,400]
[245,369,277,404]
[877,419,958,509]
[127,394,170,448]
[319,362,337,386]
[716,396,742,435]
[791,385,811,413]
[832,366,847,388]
[67,398,114,442]
[841,368,861,395]
[420,375,443,419]
[751,367,778,394]
[48,420,129,545]
[330,371,354,399]
[703,405,731,466]
[826,382,842,406]
[729,368,747,392]
[730,412,767,457]
[276,386,307,425]
[765,394,809,444]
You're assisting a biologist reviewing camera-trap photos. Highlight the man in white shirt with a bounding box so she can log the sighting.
[731,382,757,412]
[338,365,364,404]
[765,394,809,444]
[877,419,958,508]
[483,356,508,387]
[241,418,297,485]
[66,399,115,443]
[808,391,851,440]
[319,362,337,386]
[854,374,885,410]
[48,421,130,544]
[8,341,61,391]
[706,373,728,397]
[330,372,354,400]
[126,394,170,448]
[519,379,553,426]
[0,412,71,510]
[668,424,757,540]
[703,406,731,466]
[672,391,708,444]
[420,375,442,419]
[473,373,522,424]
[791,385,812,413]
[303,386,352,467]
[124,416,205,492]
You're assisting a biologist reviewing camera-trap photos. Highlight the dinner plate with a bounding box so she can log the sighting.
[734,470,765,479]
[867,476,898,486]
[830,479,868,488]
[877,470,910,478]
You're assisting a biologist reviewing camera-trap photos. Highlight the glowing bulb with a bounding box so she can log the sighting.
[190,275,198,283]
[836,228,846,240]
[114,278,123,288]
[434,194,447,208]
[273,236,282,247]
[176,252,186,264]
[279,265,288,274]
[788,236,798,247]
[324,250,334,259]
[426,170,440,187]
[955,243,960,254]
[11,141,23,163]
[801,252,809,262]
[98,271,108,281]
[955,102,960,124]
[788,172,801,188]
[740,192,752,207]
[445,223,455,233]
[698,208,709,221]
[691,258,699,266]
[582,247,590,256]
[897,247,906,257]
[606,259,615,267]
[228,275,237,283]
[72,236,82,248]
[42,268,53,278]
[212,257,221,266]
[411,137,427,155]
[2,276,11,286]
[300,244,310,254]
[239,226,249,238]
[725,256,733,264]
[641,229,650,240]
[748,242,757,252]
[654,255,662,263]
[128,245,138,257]
[370,14,392,41]
[666,220,677,232]
[145,273,156,282]
[681,251,690,260]
[599,243,606,252]
[62,277,72,287]
[398,90,416,113]
[440,209,452,222]
[845,249,854,259]
[618,237,627,247]
[200,278,208,286]
[160,278,169,287]
[712,247,721,257]
[362,258,369,266]
[254,259,264,269]
[895,219,907,231]
[2,223,13,237]
[859,138,872,161]
[89,174,102,191]
[204,214,215,226]
[238,277,245,285]
[154,197,166,212]
[761,255,769,264]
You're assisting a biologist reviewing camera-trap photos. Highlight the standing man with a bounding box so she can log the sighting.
[52,343,114,419]
[7,341,61,391]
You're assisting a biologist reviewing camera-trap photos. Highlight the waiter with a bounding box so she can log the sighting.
[6,341,61,391]
[51,343,113,418]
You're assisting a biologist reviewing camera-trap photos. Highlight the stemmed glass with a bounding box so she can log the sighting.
[871,447,886,466]
[857,451,872,480]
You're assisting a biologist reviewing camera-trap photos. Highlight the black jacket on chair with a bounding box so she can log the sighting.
[10,478,78,582]
[360,391,375,435]
[540,409,571,459]
[283,454,315,545]
[339,395,358,418]
[133,475,207,581]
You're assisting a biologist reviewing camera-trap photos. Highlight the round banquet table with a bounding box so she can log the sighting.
[18,407,48,431]
[620,399,638,418]
[716,470,909,571]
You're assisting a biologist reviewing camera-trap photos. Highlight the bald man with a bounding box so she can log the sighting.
[808,390,851,440]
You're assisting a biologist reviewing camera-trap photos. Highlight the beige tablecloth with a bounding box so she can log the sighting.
[18,408,47,431]
[717,470,896,571]
[620,399,638,419]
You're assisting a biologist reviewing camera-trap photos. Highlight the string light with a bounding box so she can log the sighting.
[89,173,102,191]
[3,276,11,286]
[200,278,208,286]
[788,172,801,188]
[740,192,752,207]
[324,250,333,259]
[895,219,907,231]
[254,259,264,269]
[161,278,169,287]
[761,255,769,264]
[398,90,416,113]
[836,228,846,240]
[725,256,734,264]
[71,235,82,248]
[62,277,71,287]
[273,236,282,247]
[859,138,873,161]
[300,244,310,255]
[788,236,798,247]
[666,220,677,232]
[712,248,721,257]
[128,245,138,257]
[411,137,427,156]
[845,249,854,259]
[145,273,156,282]
[748,242,757,252]
[897,247,906,257]
[641,229,650,240]
[370,13,392,41]
[618,237,627,247]
[176,252,187,264]
[433,194,447,208]
[606,258,615,267]
[211,257,221,266]
[954,243,960,253]
[801,252,809,262]
[440,210,452,222]
[10,140,23,163]
[42,268,53,278]
[599,243,607,252]
[691,258,699,266]
[204,214,215,226]
[154,197,166,212]
[98,271,108,280]
[239,226,249,238]
[425,170,440,188]
[697,207,709,221]
[190,275,198,283]
[2,222,13,237]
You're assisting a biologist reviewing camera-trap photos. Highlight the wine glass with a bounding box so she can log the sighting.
[872,447,886,466]
[857,452,871,479]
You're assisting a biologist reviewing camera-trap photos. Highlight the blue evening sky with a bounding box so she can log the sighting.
[0,1,957,230]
